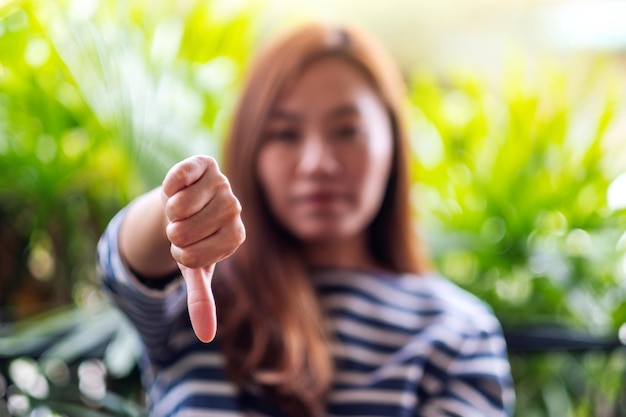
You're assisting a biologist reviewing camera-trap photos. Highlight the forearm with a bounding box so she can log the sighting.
[118,188,178,278]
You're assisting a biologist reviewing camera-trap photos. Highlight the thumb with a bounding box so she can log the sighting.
[179,263,217,343]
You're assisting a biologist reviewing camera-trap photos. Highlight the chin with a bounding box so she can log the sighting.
[293,226,354,244]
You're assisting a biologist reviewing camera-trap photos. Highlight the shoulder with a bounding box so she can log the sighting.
[398,272,503,336]
[312,269,501,336]
[398,273,496,318]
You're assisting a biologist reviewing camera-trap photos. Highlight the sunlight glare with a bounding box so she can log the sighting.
[607,172,626,211]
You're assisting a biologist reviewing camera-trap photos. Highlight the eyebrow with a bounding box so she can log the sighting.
[327,104,360,119]
[269,104,360,122]
[268,110,301,122]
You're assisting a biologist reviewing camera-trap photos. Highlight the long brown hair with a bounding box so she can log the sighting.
[216,22,430,416]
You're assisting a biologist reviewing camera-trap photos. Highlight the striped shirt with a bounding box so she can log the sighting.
[98,211,515,417]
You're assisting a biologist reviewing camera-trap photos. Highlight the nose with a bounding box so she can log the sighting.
[296,132,340,176]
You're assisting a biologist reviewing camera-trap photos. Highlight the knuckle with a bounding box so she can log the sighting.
[178,250,201,269]
[222,248,237,260]
[225,222,246,253]
[233,196,243,214]
[220,243,239,260]
[166,222,186,247]
[234,221,246,245]
[169,245,183,264]
[169,163,191,185]
[214,178,231,196]
[225,201,240,219]
[214,184,240,216]
[217,171,230,185]
[164,199,179,222]
[197,156,218,176]
[200,155,217,168]
[164,193,193,223]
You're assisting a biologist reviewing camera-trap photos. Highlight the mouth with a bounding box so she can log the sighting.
[292,191,348,207]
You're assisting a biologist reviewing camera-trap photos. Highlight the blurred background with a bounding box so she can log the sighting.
[1,0,626,415]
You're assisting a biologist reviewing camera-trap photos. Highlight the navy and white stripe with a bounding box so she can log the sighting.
[97,211,515,417]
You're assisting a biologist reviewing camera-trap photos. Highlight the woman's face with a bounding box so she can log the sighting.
[257,56,394,245]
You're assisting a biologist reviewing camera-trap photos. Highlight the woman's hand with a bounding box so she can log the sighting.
[161,155,246,342]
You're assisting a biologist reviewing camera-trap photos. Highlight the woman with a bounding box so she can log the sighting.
[98,22,514,417]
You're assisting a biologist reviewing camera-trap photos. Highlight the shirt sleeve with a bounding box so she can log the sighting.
[416,309,515,417]
[96,207,189,364]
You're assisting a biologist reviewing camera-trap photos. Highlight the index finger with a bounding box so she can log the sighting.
[162,156,218,200]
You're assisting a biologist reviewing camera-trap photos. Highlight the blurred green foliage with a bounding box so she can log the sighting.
[0,0,256,414]
[0,0,255,320]
[408,59,626,334]
[407,60,626,416]
[1,0,626,416]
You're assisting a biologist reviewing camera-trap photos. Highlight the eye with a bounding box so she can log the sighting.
[267,128,300,142]
[333,125,360,140]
